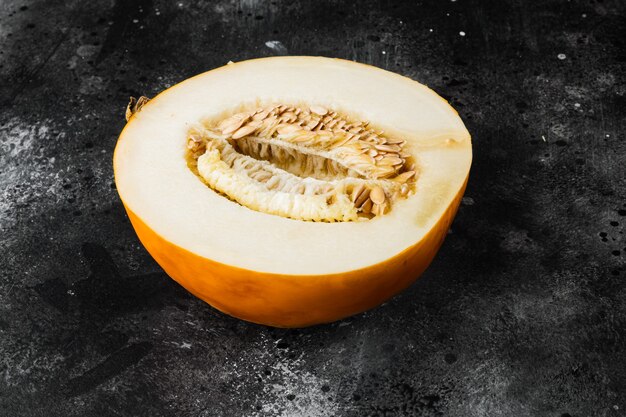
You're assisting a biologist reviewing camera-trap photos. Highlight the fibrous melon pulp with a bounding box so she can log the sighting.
[114,57,472,327]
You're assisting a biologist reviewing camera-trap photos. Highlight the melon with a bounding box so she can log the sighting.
[113,56,472,327]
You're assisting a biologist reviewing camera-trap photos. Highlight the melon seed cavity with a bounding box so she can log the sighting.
[186,104,417,222]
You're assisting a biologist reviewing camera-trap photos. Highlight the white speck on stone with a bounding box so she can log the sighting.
[265,40,288,55]
[541,135,546,142]
[67,290,75,296]
[132,19,138,23]
[582,13,587,17]
[574,103,580,108]
[459,31,466,36]
[429,28,433,32]
[382,50,386,54]
[462,197,475,206]
[178,2,183,7]
[606,134,610,137]
[557,53,566,60]
[180,342,192,349]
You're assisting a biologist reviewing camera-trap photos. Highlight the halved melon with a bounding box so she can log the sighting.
[113,56,472,327]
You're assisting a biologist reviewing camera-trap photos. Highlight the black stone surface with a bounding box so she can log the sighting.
[1,0,624,416]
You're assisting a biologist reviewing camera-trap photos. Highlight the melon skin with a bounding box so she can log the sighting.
[122,178,465,328]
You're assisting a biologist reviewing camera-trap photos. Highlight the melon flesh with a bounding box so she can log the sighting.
[113,56,472,327]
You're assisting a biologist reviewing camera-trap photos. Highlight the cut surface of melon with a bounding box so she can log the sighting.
[114,57,471,327]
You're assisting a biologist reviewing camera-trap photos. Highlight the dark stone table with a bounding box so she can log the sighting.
[1,0,624,416]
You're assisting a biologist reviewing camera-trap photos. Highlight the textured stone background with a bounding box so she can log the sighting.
[1,0,625,416]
